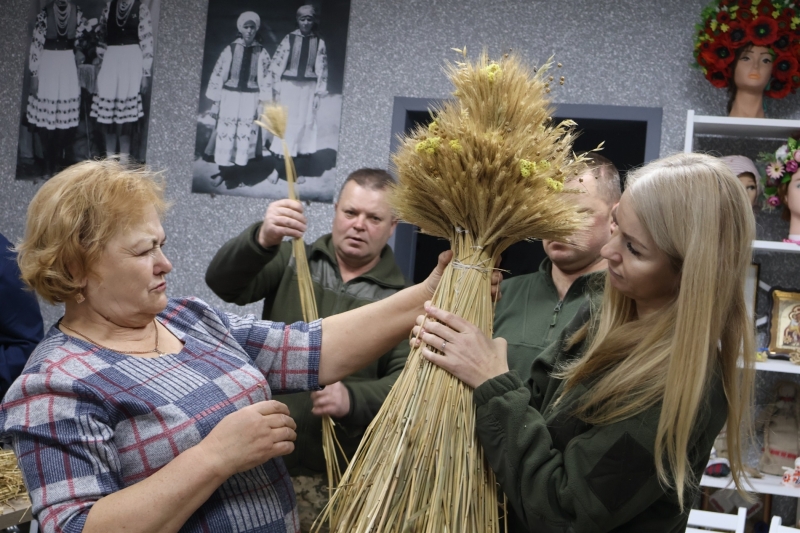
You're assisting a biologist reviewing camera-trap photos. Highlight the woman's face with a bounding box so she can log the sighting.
[734,45,773,94]
[82,205,172,327]
[297,15,314,35]
[737,172,758,206]
[601,192,680,318]
[241,21,257,45]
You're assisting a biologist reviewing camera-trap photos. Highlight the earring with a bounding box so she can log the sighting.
[76,292,85,303]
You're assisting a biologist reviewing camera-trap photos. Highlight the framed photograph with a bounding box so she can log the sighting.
[190,0,350,201]
[745,263,759,322]
[15,0,162,181]
[768,288,800,358]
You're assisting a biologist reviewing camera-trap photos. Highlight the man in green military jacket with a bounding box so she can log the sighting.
[205,168,404,531]
[494,153,621,377]
[492,154,620,531]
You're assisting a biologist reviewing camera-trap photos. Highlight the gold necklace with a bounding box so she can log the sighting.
[60,319,166,356]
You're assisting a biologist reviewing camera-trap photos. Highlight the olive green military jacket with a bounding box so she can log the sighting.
[205,222,408,475]
[477,306,727,532]
[493,258,605,379]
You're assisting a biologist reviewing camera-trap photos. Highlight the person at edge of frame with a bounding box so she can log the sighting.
[0,232,43,400]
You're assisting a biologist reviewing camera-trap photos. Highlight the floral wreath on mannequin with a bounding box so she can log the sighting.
[761,137,800,207]
[693,0,800,99]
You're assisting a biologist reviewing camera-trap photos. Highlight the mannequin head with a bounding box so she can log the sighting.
[695,1,800,116]
[738,173,758,205]
[720,155,762,208]
[733,45,773,93]
[763,140,800,236]
[727,45,773,116]
[778,170,800,223]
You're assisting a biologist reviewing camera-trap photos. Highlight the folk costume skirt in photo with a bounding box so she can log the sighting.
[27,49,80,130]
[270,79,318,157]
[91,44,144,124]
[214,88,260,167]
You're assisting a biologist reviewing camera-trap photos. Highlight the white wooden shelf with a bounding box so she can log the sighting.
[753,240,800,254]
[684,111,800,152]
[755,359,800,374]
[701,474,800,498]
[684,111,800,503]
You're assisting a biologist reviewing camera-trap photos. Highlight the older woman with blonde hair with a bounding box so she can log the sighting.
[3,159,449,533]
[414,152,756,532]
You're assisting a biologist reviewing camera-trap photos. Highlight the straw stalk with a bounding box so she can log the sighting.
[256,104,347,511]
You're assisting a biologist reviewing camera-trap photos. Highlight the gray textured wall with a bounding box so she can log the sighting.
[3,0,800,522]
[4,0,800,326]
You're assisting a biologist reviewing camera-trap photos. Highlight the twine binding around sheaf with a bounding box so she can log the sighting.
[451,259,492,274]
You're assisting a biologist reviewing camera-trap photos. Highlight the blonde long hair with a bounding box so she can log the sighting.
[559,152,755,509]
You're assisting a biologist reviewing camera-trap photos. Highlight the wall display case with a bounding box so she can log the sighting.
[686,110,800,524]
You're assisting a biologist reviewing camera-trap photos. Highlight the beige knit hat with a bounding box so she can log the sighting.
[720,155,760,179]
[720,155,763,199]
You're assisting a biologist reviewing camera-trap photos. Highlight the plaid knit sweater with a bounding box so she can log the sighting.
[0,297,322,533]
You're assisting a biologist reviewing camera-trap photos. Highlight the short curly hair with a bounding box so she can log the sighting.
[17,159,168,304]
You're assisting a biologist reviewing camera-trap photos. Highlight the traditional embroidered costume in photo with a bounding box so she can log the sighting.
[26,2,88,131]
[206,12,271,168]
[91,0,153,125]
[269,6,328,158]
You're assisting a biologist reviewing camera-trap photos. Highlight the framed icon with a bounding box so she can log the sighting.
[768,288,800,360]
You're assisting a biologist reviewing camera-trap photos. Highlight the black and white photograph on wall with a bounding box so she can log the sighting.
[190,0,350,202]
[14,0,161,181]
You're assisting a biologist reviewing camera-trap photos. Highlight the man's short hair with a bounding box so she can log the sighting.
[337,168,395,201]
[578,153,621,205]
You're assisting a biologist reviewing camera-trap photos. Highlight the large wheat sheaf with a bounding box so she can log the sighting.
[314,50,590,532]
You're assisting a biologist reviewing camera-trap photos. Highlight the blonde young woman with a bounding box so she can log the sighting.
[414,152,755,532]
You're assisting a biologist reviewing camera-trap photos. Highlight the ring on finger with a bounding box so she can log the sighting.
[441,340,447,352]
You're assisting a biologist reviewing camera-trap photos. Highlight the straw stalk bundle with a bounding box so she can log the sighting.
[314,50,590,532]
[255,105,347,501]
[0,450,26,506]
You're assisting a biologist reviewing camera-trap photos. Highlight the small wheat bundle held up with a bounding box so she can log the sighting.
[314,50,590,533]
[256,105,347,501]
